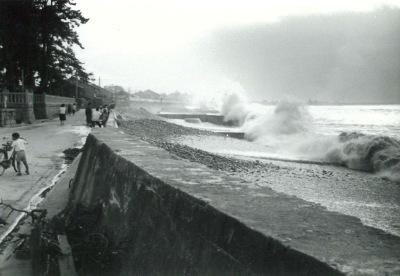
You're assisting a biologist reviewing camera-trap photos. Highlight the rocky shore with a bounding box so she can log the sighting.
[118,112,272,175]
[117,108,400,239]
[118,112,321,190]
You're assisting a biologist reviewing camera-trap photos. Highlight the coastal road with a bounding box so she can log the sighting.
[0,111,90,242]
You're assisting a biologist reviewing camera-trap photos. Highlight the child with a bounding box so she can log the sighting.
[11,132,29,176]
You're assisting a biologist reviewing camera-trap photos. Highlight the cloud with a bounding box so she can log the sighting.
[74,1,400,102]
[209,8,400,103]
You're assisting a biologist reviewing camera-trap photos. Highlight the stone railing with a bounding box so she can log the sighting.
[0,90,75,124]
[0,91,35,124]
[0,91,34,109]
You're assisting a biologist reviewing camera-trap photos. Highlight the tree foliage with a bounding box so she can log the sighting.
[0,0,90,93]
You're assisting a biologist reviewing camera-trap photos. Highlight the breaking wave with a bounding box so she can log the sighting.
[220,93,251,125]
[220,94,400,182]
[244,101,312,139]
[325,132,400,181]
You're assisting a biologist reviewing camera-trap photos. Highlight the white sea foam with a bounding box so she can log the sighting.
[220,93,400,182]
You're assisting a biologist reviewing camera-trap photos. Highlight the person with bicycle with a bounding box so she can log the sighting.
[11,132,29,176]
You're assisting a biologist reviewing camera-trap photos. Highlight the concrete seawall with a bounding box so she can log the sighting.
[65,127,400,275]
[158,113,237,126]
[65,129,343,275]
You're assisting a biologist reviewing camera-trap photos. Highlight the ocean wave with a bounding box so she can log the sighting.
[220,94,400,182]
[326,132,400,182]
[244,101,311,139]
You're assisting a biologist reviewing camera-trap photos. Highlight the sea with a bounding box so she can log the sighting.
[166,103,400,236]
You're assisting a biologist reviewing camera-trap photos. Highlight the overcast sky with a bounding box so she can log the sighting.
[75,0,400,102]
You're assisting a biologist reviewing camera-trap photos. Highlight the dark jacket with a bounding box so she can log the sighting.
[85,107,92,118]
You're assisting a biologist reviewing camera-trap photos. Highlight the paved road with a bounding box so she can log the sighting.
[0,111,90,241]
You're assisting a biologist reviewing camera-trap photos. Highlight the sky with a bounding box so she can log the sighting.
[75,0,400,102]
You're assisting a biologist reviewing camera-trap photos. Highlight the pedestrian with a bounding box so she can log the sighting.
[59,104,66,126]
[101,105,109,127]
[67,104,73,116]
[72,103,77,115]
[11,132,29,176]
[92,107,102,128]
[85,103,92,127]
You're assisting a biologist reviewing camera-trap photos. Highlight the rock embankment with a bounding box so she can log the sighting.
[118,117,272,174]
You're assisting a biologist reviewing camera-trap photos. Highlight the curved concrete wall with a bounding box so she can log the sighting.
[158,113,237,126]
[66,132,341,275]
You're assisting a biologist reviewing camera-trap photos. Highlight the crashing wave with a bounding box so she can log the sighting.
[247,101,311,137]
[326,132,400,182]
[220,95,400,182]
[220,93,250,125]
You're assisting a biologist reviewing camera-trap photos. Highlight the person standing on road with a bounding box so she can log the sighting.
[67,104,73,116]
[72,103,77,115]
[101,105,109,127]
[11,132,29,176]
[92,107,102,128]
[85,103,92,127]
[59,104,67,126]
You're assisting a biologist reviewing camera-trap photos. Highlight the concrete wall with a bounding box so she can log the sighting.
[65,133,341,275]
[159,113,237,126]
[45,95,76,119]
[35,94,76,119]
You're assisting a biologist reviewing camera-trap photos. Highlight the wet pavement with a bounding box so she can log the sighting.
[0,111,90,243]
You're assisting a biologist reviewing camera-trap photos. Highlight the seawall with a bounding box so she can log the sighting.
[158,113,236,126]
[64,127,400,275]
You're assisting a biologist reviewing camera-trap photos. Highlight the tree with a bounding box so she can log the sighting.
[0,0,90,93]
[0,0,36,91]
[36,0,90,93]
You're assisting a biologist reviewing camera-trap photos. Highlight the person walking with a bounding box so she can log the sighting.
[11,132,29,176]
[72,103,77,115]
[85,103,92,127]
[59,104,67,126]
[92,107,102,128]
[101,105,109,127]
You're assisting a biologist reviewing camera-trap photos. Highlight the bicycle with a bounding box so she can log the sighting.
[0,140,17,176]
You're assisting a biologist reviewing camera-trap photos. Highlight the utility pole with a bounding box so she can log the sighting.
[75,77,78,99]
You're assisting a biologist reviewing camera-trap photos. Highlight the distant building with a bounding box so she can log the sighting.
[132,90,161,100]
[114,90,130,106]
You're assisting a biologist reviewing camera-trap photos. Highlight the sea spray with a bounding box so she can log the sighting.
[220,93,250,125]
[326,132,400,181]
[219,95,400,182]
[244,102,312,140]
